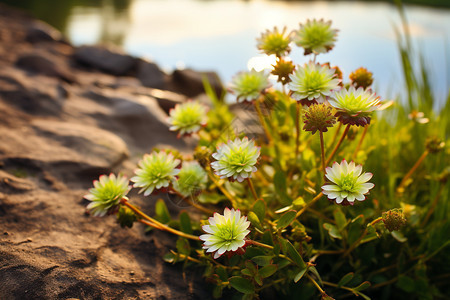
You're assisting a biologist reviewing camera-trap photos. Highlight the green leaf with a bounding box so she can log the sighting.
[255,274,263,286]
[391,230,408,243]
[323,223,342,239]
[163,252,177,263]
[179,211,192,234]
[155,199,171,223]
[308,266,323,286]
[277,210,297,229]
[228,276,255,294]
[212,285,223,299]
[274,171,291,205]
[361,226,379,244]
[347,220,363,244]
[396,275,415,293]
[216,266,228,281]
[292,196,306,207]
[354,281,371,292]
[176,237,190,256]
[253,200,266,223]
[245,261,257,274]
[285,240,307,269]
[247,211,263,230]
[333,208,348,231]
[251,255,272,267]
[338,272,354,287]
[294,268,307,283]
[241,268,252,277]
[259,264,278,278]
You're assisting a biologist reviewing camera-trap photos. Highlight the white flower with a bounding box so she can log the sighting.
[329,86,380,126]
[211,137,260,182]
[85,174,130,217]
[289,62,340,103]
[293,19,338,55]
[256,26,291,57]
[322,160,374,205]
[168,101,208,136]
[229,69,270,102]
[200,208,250,259]
[131,152,180,196]
[173,161,208,197]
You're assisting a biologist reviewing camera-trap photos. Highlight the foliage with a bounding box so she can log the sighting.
[84,9,449,300]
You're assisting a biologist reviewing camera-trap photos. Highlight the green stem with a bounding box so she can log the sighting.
[352,124,368,160]
[247,177,259,201]
[296,192,324,218]
[254,98,273,144]
[397,150,429,193]
[122,200,201,241]
[295,101,301,160]
[319,131,326,179]
[421,183,444,226]
[207,171,239,208]
[170,188,214,215]
[247,239,274,249]
[325,124,351,166]
[343,217,382,257]
[306,273,327,296]
[327,122,342,154]
[322,280,354,293]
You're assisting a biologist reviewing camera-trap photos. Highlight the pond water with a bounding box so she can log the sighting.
[3,0,450,105]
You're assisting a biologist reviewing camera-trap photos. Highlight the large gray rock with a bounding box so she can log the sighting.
[170,68,224,98]
[25,20,65,44]
[16,52,76,83]
[137,59,168,89]
[74,45,137,76]
[0,119,129,180]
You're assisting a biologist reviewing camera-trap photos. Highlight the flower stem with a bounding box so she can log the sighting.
[207,171,240,208]
[327,122,342,153]
[319,131,326,179]
[247,239,274,249]
[306,273,326,296]
[343,217,382,257]
[325,124,351,166]
[352,124,368,160]
[421,182,444,226]
[122,199,201,241]
[296,192,323,218]
[170,188,214,215]
[254,98,273,144]
[295,101,301,160]
[396,150,429,193]
[247,177,259,201]
[322,280,354,293]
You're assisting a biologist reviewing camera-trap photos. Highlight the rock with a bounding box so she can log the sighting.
[170,68,224,98]
[25,20,64,43]
[0,67,69,115]
[0,170,36,193]
[81,88,186,151]
[0,120,129,180]
[16,52,76,83]
[136,59,168,89]
[74,45,137,76]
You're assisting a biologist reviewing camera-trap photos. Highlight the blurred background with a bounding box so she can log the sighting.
[2,0,449,106]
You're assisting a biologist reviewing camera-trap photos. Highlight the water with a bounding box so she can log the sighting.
[3,0,450,104]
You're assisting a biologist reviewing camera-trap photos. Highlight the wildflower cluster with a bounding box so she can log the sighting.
[78,18,446,300]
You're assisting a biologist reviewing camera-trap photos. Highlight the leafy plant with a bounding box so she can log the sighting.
[83,14,449,299]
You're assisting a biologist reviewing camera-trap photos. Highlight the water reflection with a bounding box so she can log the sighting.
[1,0,449,104]
[0,0,131,46]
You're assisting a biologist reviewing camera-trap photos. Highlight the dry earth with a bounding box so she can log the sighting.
[0,4,227,299]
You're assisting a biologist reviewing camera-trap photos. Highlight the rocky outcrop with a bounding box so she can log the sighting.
[0,4,216,299]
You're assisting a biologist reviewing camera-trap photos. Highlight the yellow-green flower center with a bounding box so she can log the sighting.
[339,173,356,192]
